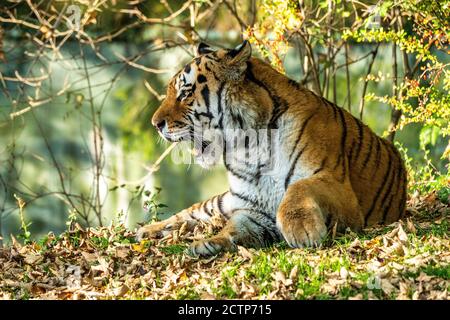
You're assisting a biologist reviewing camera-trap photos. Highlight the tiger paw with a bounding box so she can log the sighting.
[188,236,234,257]
[135,222,168,241]
[277,211,327,248]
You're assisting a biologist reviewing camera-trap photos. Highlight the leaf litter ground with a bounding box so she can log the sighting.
[0,192,448,300]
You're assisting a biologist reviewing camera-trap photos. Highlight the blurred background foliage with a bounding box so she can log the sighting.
[0,0,448,243]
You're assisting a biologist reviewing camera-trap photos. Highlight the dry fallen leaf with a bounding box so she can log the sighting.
[113,284,129,297]
[339,267,349,279]
[397,224,408,243]
[237,246,253,261]
[81,251,97,263]
[22,253,43,265]
[406,218,416,234]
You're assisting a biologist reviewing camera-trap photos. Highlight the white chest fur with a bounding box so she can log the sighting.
[227,149,307,216]
[226,125,313,216]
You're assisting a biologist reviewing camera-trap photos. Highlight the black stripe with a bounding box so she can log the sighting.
[209,196,218,216]
[203,242,216,255]
[230,189,260,209]
[388,148,404,205]
[289,113,315,161]
[201,201,211,216]
[205,62,219,82]
[186,114,195,126]
[380,151,398,223]
[245,62,270,91]
[184,64,191,74]
[231,207,276,225]
[334,106,348,181]
[193,110,213,120]
[322,97,337,119]
[245,215,278,245]
[246,62,287,129]
[231,112,244,128]
[371,138,382,178]
[217,83,225,129]
[252,209,276,224]
[312,157,327,175]
[217,193,225,215]
[364,146,391,226]
[201,85,210,113]
[331,103,338,120]
[382,193,395,224]
[224,161,256,184]
[208,58,220,64]
[353,118,364,164]
[245,226,264,246]
[285,143,308,189]
[360,133,374,171]
[204,60,218,80]
[288,79,301,90]
[173,120,186,127]
[268,95,289,129]
[246,215,267,231]
[217,82,224,114]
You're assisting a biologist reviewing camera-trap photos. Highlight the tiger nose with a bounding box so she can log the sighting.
[154,119,166,132]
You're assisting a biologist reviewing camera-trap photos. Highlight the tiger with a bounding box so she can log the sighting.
[136,41,407,257]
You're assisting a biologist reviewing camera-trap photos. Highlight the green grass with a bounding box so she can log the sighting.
[404,265,450,280]
[90,236,109,250]
[423,265,450,280]
[174,286,201,299]
[213,259,243,298]
[159,244,188,255]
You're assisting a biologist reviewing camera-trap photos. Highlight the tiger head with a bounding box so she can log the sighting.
[151,41,262,167]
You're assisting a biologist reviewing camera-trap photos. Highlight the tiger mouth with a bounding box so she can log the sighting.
[160,129,190,142]
[162,130,212,157]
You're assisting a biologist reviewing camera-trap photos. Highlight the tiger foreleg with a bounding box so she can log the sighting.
[189,209,281,257]
[277,174,362,248]
[136,192,231,241]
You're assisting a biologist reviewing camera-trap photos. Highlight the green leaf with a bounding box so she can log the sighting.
[419,125,441,149]
[379,1,393,17]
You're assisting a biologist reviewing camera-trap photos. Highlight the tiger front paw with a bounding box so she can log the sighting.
[277,210,327,248]
[188,236,234,257]
[135,222,169,241]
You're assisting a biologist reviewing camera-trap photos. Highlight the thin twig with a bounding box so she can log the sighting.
[358,44,379,120]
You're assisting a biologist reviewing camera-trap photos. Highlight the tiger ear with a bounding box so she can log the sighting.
[227,40,252,65]
[197,42,213,55]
